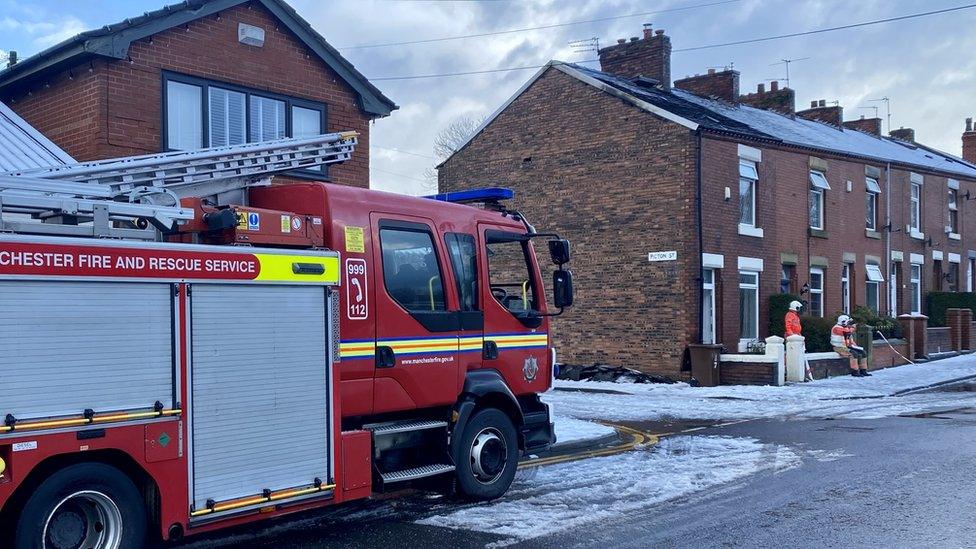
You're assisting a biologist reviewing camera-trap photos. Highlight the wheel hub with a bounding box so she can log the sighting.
[470,428,507,484]
[43,490,123,549]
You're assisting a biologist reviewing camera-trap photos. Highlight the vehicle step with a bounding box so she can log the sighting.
[380,463,456,484]
[365,419,448,436]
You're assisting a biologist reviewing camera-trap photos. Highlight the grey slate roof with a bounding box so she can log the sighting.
[569,63,976,179]
[0,0,397,117]
[0,101,73,171]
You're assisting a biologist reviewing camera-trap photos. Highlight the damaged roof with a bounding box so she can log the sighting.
[0,0,397,117]
[447,61,976,179]
[0,101,73,171]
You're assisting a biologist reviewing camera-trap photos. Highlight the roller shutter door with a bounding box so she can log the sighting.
[191,284,330,509]
[0,281,173,420]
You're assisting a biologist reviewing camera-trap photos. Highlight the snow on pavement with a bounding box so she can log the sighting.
[419,436,801,543]
[552,415,615,446]
[545,353,976,424]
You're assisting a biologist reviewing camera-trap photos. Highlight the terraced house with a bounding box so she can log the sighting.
[438,26,976,377]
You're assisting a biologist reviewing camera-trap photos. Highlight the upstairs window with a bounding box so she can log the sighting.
[948,187,959,235]
[164,72,328,176]
[809,171,830,230]
[739,160,758,227]
[910,181,922,232]
[865,177,881,231]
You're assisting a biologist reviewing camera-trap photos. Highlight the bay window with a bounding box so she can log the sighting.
[164,72,328,177]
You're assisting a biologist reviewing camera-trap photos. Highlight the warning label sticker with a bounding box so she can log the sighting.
[236,212,248,230]
[280,215,291,233]
[345,226,365,253]
[247,212,260,231]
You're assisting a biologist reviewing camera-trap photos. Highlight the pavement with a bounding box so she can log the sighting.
[175,359,976,548]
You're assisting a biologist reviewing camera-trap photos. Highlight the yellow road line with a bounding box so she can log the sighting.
[519,423,659,469]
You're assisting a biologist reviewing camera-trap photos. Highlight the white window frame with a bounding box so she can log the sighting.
[948,186,960,238]
[702,268,717,345]
[865,177,880,231]
[969,258,975,293]
[910,181,923,235]
[841,264,851,315]
[910,263,922,314]
[809,267,824,317]
[889,262,898,316]
[865,264,884,313]
[738,271,760,351]
[809,188,825,230]
[738,160,761,237]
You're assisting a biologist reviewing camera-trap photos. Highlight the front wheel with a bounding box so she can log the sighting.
[14,462,147,549]
[454,408,519,501]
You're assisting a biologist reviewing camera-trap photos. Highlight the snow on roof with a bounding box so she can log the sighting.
[0,101,73,172]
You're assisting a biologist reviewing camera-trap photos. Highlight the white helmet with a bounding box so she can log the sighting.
[789,300,803,312]
[837,314,852,326]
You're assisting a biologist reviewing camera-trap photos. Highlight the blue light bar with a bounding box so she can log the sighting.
[424,187,514,204]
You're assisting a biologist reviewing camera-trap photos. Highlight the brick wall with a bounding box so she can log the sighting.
[673,70,739,102]
[439,67,698,376]
[739,82,794,115]
[3,3,372,187]
[719,360,776,385]
[927,327,952,354]
[871,339,911,369]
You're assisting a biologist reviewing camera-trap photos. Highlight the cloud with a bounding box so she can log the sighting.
[0,13,86,49]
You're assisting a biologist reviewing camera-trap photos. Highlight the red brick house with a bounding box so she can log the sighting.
[438,27,976,377]
[0,0,396,188]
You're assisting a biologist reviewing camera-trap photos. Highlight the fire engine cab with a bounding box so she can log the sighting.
[0,132,573,548]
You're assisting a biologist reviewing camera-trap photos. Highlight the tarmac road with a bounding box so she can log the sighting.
[176,396,976,548]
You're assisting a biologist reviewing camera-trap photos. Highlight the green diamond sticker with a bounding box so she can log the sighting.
[158,432,171,448]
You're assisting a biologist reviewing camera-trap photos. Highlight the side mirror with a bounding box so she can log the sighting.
[548,239,571,265]
[552,269,574,309]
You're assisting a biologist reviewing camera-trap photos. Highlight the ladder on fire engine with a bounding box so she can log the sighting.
[0,132,357,239]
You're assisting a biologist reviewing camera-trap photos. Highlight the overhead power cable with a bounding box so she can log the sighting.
[338,0,741,49]
[372,166,431,183]
[368,3,976,81]
[372,145,436,160]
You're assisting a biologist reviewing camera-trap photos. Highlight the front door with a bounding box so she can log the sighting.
[371,214,460,413]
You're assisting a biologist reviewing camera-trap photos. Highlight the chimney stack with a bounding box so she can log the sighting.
[889,127,915,142]
[739,80,795,115]
[598,26,671,88]
[963,118,976,164]
[842,115,882,136]
[673,68,740,102]
[6,51,16,68]
[797,99,843,126]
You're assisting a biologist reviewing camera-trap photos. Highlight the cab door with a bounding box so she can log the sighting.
[444,232,484,381]
[478,225,551,394]
[371,215,461,413]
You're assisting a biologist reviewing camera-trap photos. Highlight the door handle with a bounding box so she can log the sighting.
[483,340,499,360]
[376,346,396,368]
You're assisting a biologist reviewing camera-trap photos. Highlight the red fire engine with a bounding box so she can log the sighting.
[0,132,572,547]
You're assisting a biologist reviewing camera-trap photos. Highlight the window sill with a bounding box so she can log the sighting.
[738,224,764,238]
[809,228,828,239]
[865,229,881,240]
[949,232,961,241]
[909,228,925,240]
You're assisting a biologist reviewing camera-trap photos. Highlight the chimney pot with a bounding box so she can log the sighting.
[860,115,865,120]
[630,37,639,42]
[818,99,826,107]
[967,117,973,132]
[643,24,653,39]
[963,120,976,163]
[707,68,716,75]
[7,50,16,68]
[770,80,778,91]
[757,83,765,93]
[655,29,665,36]
[811,100,817,108]
[617,38,626,44]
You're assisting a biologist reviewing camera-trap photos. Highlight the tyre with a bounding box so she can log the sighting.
[454,408,519,501]
[14,462,147,549]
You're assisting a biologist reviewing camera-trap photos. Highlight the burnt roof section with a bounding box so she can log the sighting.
[0,0,397,117]
[568,63,976,178]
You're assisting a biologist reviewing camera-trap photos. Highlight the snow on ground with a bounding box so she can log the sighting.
[545,353,976,424]
[552,414,615,446]
[419,436,801,543]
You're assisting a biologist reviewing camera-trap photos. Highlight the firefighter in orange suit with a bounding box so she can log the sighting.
[785,300,803,337]
[832,314,870,377]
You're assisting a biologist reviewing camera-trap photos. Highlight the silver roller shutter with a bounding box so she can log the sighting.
[0,281,173,420]
[191,284,330,509]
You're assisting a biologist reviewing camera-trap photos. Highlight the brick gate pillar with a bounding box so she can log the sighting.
[948,308,963,352]
[898,314,929,360]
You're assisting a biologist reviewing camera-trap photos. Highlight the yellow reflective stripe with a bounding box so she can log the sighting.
[253,253,340,283]
[0,409,182,433]
[190,483,336,517]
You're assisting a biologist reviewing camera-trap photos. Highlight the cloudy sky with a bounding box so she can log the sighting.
[1,0,975,195]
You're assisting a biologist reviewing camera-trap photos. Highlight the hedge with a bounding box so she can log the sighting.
[926,292,976,327]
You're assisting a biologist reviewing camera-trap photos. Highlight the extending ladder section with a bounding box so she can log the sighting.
[0,132,358,239]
